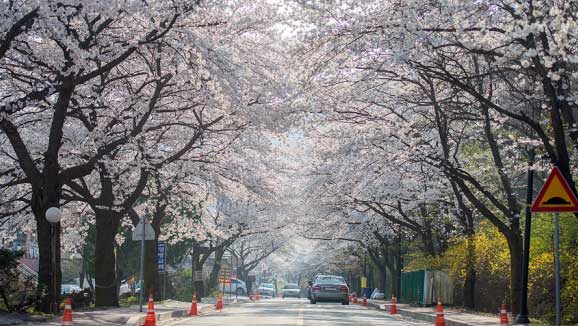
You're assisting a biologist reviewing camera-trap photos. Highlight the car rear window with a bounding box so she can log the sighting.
[315,277,345,284]
[284,284,299,289]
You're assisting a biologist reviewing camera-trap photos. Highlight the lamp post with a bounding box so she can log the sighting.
[45,207,62,314]
[516,148,535,324]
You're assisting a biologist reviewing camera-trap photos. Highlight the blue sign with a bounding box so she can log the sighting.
[157,242,167,272]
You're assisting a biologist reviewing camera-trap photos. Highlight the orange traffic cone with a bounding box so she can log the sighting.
[500,303,509,325]
[435,297,445,326]
[256,290,260,301]
[62,298,73,326]
[362,294,367,306]
[144,294,156,326]
[348,294,352,303]
[390,295,398,314]
[353,293,358,304]
[249,293,254,301]
[189,292,198,316]
[216,293,223,311]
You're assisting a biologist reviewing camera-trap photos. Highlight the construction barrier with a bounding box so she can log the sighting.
[216,293,223,311]
[144,294,156,326]
[189,292,198,316]
[62,298,73,326]
[390,295,398,315]
[435,297,445,326]
[500,303,508,325]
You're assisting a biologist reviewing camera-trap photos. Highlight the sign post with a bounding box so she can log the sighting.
[531,166,578,326]
[132,216,155,312]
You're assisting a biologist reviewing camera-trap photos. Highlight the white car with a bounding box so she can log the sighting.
[220,278,247,295]
[257,283,276,297]
[61,284,81,294]
[282,283,301,298]
[370,288,385,300]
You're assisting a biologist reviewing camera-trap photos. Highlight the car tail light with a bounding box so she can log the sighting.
[312,285,321,291]
[340,286,348,292]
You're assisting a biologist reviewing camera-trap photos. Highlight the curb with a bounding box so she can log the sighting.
[367,301,467,326]
[367,301,524,326]
[125,304,214,326]
[124,298,251,326]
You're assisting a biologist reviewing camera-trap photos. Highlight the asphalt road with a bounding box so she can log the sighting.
[168,298,429,326]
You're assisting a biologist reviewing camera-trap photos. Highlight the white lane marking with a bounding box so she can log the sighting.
[296,301,304,326]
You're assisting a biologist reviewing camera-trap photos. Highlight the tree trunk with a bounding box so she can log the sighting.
[507,234,524,315]
[380,262,387,295]
[208,247,225,292]
[32,191,61,314]
[144,214,162,300]
[192,249,205,302]
[144,238,159,300]
[463,232,476,309]
[94,209,121,307]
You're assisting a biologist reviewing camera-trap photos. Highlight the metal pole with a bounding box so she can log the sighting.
[554,212,561,326]
[52,224,57,314]
[516,150,534,324]
[138,215,145,312]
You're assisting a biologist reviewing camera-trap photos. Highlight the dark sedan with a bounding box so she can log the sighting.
[309,275,349,305]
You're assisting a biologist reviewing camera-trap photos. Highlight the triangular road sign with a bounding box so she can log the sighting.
[531,166,578,212]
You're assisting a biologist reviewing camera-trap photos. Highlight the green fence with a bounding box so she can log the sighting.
[399,270,425,305]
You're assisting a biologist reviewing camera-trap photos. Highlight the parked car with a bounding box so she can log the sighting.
[119,280,140,296]
[61,284,82,294]
[370,288,385,300]
[282,283,301,298]
[309,275,349,305]
[257,283,276,297]
[220,278,247,295]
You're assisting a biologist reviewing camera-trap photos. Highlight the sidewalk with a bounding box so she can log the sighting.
[367,299,534,326]
[0,297,244,326]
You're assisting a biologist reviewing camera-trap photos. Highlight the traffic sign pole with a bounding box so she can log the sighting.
[554,212,561,326]
[530,166,577,326]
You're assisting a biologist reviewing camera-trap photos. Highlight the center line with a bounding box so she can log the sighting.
[296,303,304,326]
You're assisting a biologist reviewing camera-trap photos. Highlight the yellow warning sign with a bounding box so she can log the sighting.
[531,166,578,212]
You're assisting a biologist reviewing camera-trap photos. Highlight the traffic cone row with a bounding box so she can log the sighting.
[500,303,509,325]
[189,292,198,316]
[390,295,397,315]
[62,298,73,326]
[144,294,156,326]
[435,297,445,326]
[216,293,223,311]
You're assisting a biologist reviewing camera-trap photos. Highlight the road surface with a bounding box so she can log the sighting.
[169,298,428,325]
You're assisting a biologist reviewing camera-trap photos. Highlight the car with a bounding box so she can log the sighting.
[309,275,349,305]
[61,284,82,294]
[257,283,276,297]
[370,288,385,300]
[282,283,301,298]
[220,278,247,295]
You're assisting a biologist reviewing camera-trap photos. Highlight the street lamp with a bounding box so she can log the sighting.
[45,207,62,314]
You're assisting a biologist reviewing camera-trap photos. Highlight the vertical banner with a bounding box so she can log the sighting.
[157,241,167,272]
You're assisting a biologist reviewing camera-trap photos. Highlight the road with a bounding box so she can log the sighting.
[168,298,429,326]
